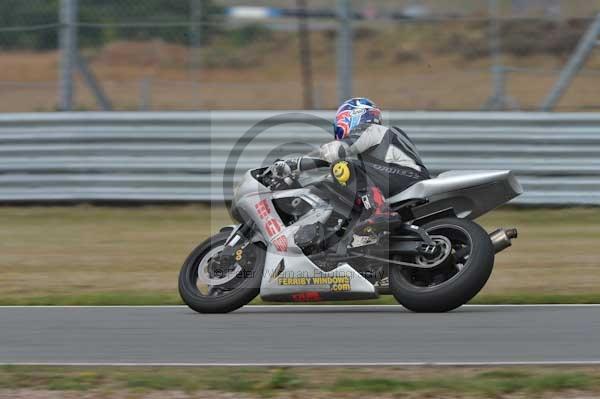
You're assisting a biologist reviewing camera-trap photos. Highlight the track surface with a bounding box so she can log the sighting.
[1,305,600,365]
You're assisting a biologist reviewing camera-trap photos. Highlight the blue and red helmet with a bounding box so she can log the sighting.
[333,97,383,140]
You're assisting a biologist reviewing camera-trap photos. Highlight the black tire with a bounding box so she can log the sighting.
[178,231,264,314]
[389,218,494,313]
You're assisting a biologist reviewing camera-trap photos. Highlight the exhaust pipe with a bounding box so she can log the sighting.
[489,228,518,253]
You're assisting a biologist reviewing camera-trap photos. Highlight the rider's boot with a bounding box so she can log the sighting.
[354,186,397,235]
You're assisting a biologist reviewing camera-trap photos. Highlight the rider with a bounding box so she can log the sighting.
[274,97,430,219]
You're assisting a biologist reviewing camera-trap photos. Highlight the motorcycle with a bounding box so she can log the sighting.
[179,157,522,313]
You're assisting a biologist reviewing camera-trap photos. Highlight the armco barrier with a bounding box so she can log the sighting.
[0,111,599,204]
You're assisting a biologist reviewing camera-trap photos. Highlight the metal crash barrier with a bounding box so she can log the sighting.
[1,111,599,204]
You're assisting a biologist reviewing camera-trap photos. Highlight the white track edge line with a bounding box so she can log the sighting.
[2,361,600,367]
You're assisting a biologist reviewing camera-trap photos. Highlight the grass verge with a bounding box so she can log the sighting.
[1,366,600,398]
[1,206,600,306]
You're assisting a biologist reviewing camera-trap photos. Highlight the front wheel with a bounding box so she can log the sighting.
[178,231,265,314]
[389,218,494,313]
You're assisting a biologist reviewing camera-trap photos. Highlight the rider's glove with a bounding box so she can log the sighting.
[271,158,301,178]
[319,141,349,163]
[272,160,292,178]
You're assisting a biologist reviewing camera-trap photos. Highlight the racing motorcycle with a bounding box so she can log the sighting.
[179,157,522,313]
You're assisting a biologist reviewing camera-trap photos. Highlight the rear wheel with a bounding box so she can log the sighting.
[178,231,264,314]
[389,218,494,312]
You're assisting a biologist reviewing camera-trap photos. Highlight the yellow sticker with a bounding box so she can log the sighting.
[235,249,243,261]
[332,161,351,186]
[277,276,351,292]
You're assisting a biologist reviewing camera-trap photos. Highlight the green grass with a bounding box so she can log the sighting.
[2,205,600,306]
[264,368,304,390]
[0,292,183,306]
[0,366,599,397]
[471,292,600,305]
[333,372,596,395]
[125,373,196,391]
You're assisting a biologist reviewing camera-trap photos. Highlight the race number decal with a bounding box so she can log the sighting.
[273,236,288,252]
[255,198,287,252]
[265,219,281,236]
[291,292,322,302]
[255,199,271,219]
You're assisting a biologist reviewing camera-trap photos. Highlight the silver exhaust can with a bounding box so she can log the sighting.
[489,228,518,253]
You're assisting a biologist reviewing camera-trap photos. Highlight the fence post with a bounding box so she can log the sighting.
[189,0,202,71]
[540,13,600,111]
[297,0,315,109]
[483,0,508,110]
[139,77,152,111]
[189,0,203,109]
[59,0,77,111]
[336,0,352,104]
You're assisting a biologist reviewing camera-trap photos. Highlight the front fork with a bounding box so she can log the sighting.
[220,223,257,272]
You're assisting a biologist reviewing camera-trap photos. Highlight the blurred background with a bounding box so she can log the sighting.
[1,0,600,112]
[2,4,600,397]
[1,0,600,307]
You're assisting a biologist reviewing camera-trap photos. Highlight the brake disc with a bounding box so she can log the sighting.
[197,246,242,286]
[415,235,452,268]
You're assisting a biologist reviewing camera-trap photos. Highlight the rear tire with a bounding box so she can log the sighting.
[389,218,494,313]
[178,232,264,314]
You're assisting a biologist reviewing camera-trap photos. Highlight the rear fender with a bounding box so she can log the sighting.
[387,170,523,220]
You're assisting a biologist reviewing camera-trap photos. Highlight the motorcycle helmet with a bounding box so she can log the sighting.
[333,97,382,140]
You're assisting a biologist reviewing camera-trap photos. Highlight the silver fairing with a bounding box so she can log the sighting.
[232,169,378,301]
[387,170,523,219]
[231,168,522,301]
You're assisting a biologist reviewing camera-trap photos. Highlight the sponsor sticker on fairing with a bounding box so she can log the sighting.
[254,198,287,252]
[277,276,352,292]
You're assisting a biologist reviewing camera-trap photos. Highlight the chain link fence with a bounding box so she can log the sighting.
[0,0,599,112]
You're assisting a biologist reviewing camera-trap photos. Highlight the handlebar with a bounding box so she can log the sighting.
[299,157,330,171]
[258,157,330,191]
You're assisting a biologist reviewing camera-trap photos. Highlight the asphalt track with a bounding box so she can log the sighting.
[1,305,600,366]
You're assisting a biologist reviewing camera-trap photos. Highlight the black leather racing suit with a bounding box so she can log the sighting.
[319,124,430,198]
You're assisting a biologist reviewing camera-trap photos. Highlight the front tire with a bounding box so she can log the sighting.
[389,218,494,313]
[178,231,264,314]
